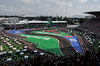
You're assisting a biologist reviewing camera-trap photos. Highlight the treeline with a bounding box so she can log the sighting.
[22,16,86,24]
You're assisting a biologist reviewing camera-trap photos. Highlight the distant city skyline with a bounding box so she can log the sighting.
[0,0,100,17]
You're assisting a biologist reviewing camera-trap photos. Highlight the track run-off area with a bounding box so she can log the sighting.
[8,29,83,56]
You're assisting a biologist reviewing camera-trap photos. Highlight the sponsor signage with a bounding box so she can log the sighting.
[20,35,50,40]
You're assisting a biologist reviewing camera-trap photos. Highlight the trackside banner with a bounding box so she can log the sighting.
[20,34,50,40]
[8,30,27,34]
[34,31,62,36]
[63,36,83,54]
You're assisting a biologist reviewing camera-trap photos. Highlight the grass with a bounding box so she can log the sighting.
[19,34,63,56]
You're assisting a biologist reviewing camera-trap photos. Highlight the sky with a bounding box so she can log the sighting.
[0,0,100,17]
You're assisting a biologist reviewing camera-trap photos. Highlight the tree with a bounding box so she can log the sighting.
[67,18,74,24]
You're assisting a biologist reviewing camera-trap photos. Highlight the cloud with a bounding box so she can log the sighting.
[93,0,98,2]
[22,6,32,12]
[7,7,17,12]
[20,0,34,4]
[0,5,5,8]
[1,0,100,17]
[45,0,66,6]
[67,2,73,7]
[77,0,88,3]
[0,5,33,15]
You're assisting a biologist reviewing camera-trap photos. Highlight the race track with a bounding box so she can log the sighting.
[23,30,76,55]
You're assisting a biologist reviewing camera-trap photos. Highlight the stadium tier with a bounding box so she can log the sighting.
[75,11,100,36]
[75,18,100,35]
[2,20,67,29]
[0,28,99,66]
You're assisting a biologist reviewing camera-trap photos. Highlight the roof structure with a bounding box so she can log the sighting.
[3,20,67,25]
[84,11,100,17]
[22,15,38,17]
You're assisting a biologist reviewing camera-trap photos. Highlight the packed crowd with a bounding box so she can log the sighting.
[76,18,100,35]
[0,28,100,66]
[75,18,100,53]
[0,29,38,64]
[1,50,100,66]
[83,34,100,53]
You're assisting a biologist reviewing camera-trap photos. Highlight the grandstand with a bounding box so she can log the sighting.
[75,11,100,35]
[0,12,100,65]
[2,18,67,29]
[0,26,99,66]
[74,11,100,54]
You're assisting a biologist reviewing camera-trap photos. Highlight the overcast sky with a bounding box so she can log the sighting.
[0,0,100,17]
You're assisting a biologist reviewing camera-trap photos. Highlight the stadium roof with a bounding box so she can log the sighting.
[84,11,100,17]
[3,21,67,25]
[22,15,38,17]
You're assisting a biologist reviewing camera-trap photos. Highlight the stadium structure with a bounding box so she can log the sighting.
[75,11,100,35]
[0,12,100,66]
[75,11,100,53]
[2,18,67,29]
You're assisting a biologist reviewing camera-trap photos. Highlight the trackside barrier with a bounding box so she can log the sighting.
[74,48,80,54]
[78,37,86,53]
[83,36,95,53]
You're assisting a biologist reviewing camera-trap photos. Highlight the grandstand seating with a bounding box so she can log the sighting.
[0,26,100,65]
[76,18,100,35]
[74,18,100,53]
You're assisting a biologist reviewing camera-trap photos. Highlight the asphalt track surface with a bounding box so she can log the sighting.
[23,30,76,56]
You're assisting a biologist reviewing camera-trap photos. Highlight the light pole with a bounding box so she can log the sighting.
[26,19,28,29]
[66,0,67,18]
[13,18,16,29]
